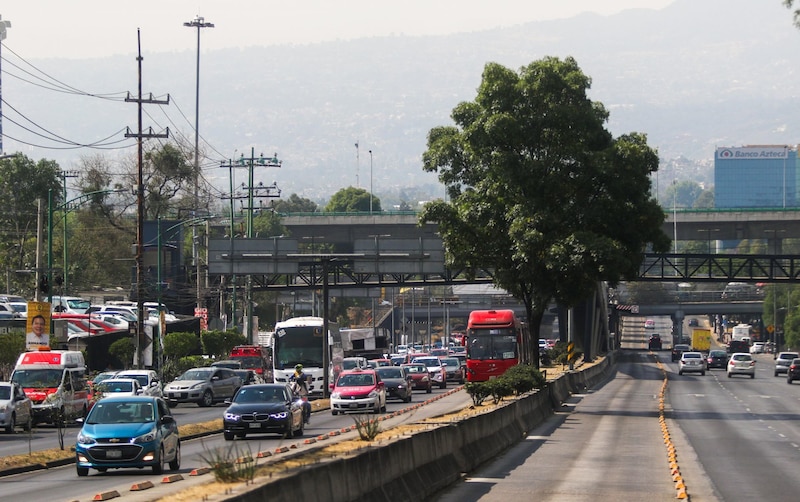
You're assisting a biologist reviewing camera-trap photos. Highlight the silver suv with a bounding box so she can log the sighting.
[774,351,800,376]
[164,367,242,407]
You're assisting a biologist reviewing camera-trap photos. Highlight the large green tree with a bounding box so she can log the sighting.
[325,187,382,212]
[0,154,63,294]
[420,57,670,365]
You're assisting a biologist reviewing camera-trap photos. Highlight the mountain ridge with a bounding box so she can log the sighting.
[3,0,799,204]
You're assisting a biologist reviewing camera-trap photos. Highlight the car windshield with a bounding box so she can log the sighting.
[117,373,149,386]
[404,365,426,374]
[441,358,459,368]
[178,369,212,381]
[0,386,10,400]
[234,386,285,403]
[710,351,726,357]
[87,401,154,424]
[376,368,404,379]
[683,353,702,359]
[336,373,375,387]
[212,361,241,369]
[93,372,119,384]
[342,360,363,370]
[779,353,799,360]
[732,354,751,361]
[413,358,440,367]
[97,381,134,393]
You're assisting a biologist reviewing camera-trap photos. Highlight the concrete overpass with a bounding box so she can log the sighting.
[278,208,800,250]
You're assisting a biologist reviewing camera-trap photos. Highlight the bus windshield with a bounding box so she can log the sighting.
[467,329,518,360]
[274,326,324,370]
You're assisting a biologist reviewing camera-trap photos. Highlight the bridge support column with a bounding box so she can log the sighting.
[671,310,685,344]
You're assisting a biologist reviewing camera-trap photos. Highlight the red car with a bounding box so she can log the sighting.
[330,368,386,415]
[400,363,432,393]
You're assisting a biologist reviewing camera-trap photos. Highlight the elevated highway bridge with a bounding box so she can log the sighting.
[205,209,787,360]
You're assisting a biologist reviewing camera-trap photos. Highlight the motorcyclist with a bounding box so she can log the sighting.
[290,364,312,424]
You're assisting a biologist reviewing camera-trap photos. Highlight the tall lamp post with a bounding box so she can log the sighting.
[183,15,214,312]
[0,16,10,156]
[156,216,211,380]
[368,149,373,213]
[59,170,79,294]
[47,188,126,303]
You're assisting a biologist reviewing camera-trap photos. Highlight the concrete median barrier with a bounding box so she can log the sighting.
[226,353,616,502]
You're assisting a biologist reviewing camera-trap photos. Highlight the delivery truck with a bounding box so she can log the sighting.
[691,328,712,353]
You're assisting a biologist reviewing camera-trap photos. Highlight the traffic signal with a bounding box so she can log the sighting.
[38,276,49,294]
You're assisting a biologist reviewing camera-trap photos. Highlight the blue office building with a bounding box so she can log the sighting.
[714,145,798,208]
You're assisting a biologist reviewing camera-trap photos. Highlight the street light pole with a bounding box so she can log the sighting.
[59,170,79,294]
[369,149,373,214]
[184,15,214,313]
[0,16,10,156]
[47,188,126,305]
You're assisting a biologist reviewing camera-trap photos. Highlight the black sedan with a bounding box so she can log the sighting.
[671,344,690,362]
[222,384,304,440]
[787,358,800,384]
[375,366,413,403]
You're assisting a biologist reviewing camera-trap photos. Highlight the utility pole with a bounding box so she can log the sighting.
[234,149,281,343]
[125,30,169,369]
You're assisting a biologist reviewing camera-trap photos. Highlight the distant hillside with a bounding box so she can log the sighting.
[4,0,799,204]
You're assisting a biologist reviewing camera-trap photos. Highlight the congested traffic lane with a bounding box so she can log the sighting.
[0,401,230,459]
[0,384,469,502]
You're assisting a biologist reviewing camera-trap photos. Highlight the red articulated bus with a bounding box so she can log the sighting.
[464,309,522,382]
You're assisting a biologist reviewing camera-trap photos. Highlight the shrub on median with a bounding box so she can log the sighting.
[464,364,546,406]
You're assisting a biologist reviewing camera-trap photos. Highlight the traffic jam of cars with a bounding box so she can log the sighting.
[644,317,799,381]
[0,332,468,482]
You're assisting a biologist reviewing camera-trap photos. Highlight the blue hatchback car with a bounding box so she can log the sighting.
[75,395,180,476]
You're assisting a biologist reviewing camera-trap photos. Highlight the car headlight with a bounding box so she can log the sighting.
[133,427,157,444]
[77,432,96,445]
[269,412,288,419]
[331,392,341,399]
[190,383,204,390]
[421,376,429,382]
[368,390,379,398]
[224,412,241,421]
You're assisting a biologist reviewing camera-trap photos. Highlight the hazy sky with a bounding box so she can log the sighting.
[1,0,674,59]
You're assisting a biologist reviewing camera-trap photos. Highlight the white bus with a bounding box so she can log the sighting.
[272,317,342,396]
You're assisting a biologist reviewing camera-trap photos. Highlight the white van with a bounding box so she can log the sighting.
[10,350,89,424]
[50,295,91,314]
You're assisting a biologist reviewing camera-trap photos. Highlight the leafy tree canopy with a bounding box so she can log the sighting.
[419,56,670,364]
[325,186,381,212]
[272,193,318,213]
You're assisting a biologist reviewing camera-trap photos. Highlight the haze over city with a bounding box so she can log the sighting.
[1,0,798,205]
